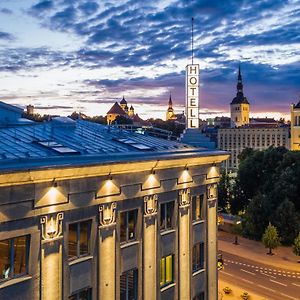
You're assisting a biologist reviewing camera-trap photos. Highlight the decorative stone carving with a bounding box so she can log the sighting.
[207,184,217,199]
[144,194,158,217]
[99,202,117,227]
[40,212,64,241]
[179,188,191,208]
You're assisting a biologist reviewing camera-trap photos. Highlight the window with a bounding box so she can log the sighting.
[192,195,204,221]
[160,254,174,288]
[0,235,29,282]
[160,201,174,231]
[68,220,91,260]
[69,288,92,300]
[193,292,205,300]
[120,269,138,300]
[120,209,138,243]
[193,242,204,272]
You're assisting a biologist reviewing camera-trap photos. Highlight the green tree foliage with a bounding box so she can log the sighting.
[232,147,300,244]
[293,232,300,257]
[147,119,185,137]
[242,193,271,240]
[115,115,133,124]
[273,200,300,245]
[262,223,281,255]
[217,170,231,211]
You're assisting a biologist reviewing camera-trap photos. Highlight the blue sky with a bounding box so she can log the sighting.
[0,0,299,120]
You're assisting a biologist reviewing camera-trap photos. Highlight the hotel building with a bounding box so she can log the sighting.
[0,105,228,300]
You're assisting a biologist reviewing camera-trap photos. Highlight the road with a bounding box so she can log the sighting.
[218,251,300,300]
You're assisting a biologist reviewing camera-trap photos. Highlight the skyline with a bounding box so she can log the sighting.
[0,0,299,120]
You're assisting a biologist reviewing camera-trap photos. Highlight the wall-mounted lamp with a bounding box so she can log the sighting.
[184,165,189,171]
[212,162,217,167]
[107,172,113,181]
[151,168,156,175]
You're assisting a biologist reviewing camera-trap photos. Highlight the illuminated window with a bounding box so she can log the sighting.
[193,292,205,300]
[193,242,204,272]
[120,269,138,300]
[160,254,174,288]
[192,195,204,221]
[160,201,174,231]
[69,287,92,300]
[0,235,29,282]
[68,220,91,260]
[120,209,138,243]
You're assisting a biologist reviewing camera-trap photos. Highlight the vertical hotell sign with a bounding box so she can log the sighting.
[186,64,200,129]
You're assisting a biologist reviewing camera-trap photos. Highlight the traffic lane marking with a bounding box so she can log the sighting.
[292,282,300,288]
[224,259,300,277]
[269,279,287,287]
[221,272,298,300]
[260,272,276,279]
[279,293,299,300]
[240,268,256,276]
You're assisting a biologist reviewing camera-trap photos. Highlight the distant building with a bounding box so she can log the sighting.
[218,66,290,169]
[26,104,34,115]
[230,66,250,128]
[106,97,143,125]
[291,98,300,150]
[218,126,290,169]
[106,101,128,124]
[0,114,228,300]
[166,94,177,121]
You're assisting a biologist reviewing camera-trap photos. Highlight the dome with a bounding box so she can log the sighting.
[120,96,127,105]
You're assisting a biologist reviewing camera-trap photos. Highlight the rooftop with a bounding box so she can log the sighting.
[0,118,225,171]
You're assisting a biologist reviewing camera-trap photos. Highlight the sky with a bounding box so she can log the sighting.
[0,0,299,120]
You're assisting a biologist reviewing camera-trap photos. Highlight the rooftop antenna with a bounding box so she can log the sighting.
[191,17,194,64]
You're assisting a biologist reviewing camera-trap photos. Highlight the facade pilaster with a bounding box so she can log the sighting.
[40,212,64,300]
[98,202,117,300]
[178,188,191,300]
[206,184,218,300]
[143,194,158,300]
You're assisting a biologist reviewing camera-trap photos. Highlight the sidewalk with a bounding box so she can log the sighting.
[218,231,300,272]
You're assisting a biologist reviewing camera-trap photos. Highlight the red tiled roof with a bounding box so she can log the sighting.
[107,102,126,115]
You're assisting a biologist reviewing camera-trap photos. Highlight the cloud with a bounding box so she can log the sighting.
[0,8,13,14]
[0,0,298,119]
[0,31,15,41]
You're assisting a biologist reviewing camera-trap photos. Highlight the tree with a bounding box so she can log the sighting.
[293,232,300,257]
[242,193,271,240]
[273,199,300,245]
[262,223,281,255]
[217,170,231,211]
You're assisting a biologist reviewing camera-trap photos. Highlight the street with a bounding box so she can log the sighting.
[219,252,300,300]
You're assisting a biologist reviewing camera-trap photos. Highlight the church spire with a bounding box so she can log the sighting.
[168,93,173,108]
[237,64,243,95]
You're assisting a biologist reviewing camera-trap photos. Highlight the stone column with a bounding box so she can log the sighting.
[143,194,158,300]
[98,202,117,300]
[178,188,191,300]
[40,212,64,300]
[207,184,218,300]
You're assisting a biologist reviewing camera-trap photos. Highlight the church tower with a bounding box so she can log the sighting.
[230,66,250,128]
[291,97,300,150]
[120,96,128,113]
[128,105,135,118]
[166,94,176,121]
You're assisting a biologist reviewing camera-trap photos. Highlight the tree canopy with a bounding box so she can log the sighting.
[221,147,300,244]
